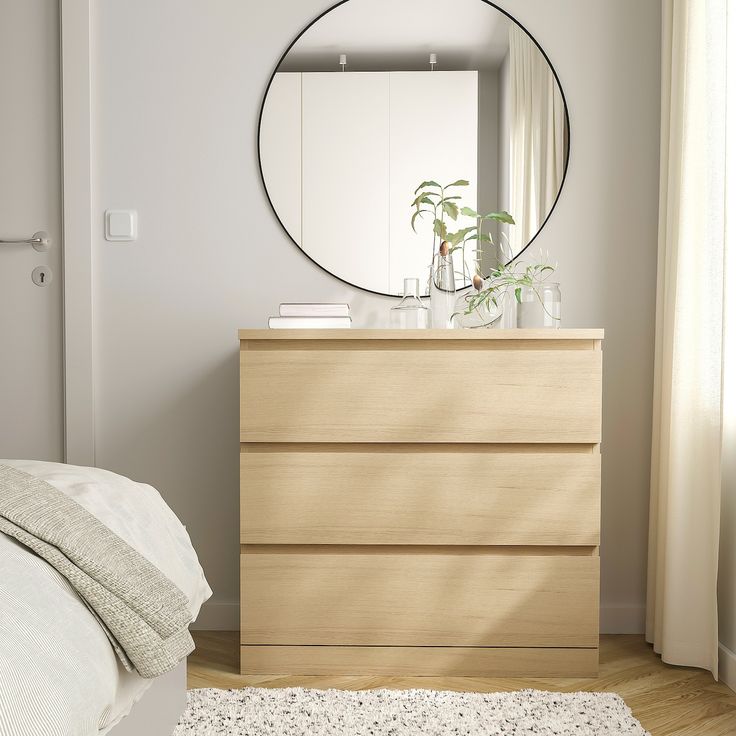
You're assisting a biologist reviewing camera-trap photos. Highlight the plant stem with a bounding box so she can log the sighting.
[529,283,561,320]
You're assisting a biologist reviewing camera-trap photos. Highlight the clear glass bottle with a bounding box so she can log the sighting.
[516,282,562,328]
[430,251,457,329]
[389,278,430,329]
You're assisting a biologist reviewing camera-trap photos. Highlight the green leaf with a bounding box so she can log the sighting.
[456,226,478,242]
[445,179,470,188]
[442,201,459,221]
[433,219,448,239]
[465,232,492,244]
[515,287,522,303]
[460,206,479,218]
[414,180,441,194]
[447,226,477,246]
[483,210,515,225]
[411,209,430,233]
[411,192,439,207]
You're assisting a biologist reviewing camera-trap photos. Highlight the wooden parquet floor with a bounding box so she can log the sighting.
[188,632,736,735]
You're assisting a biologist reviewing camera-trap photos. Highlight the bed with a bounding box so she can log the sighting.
[0,459,211,736]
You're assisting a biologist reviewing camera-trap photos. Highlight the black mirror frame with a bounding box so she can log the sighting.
[257,0,571,298]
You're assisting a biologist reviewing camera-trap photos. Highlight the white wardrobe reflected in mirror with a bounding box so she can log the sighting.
[259,0,568,297]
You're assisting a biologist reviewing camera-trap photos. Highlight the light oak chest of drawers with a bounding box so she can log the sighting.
[239,329,603,676]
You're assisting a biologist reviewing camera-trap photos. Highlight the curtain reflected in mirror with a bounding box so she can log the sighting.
[258,0,569,297]
[507,24,567,257]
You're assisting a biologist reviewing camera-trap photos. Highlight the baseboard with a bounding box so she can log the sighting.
[194,601,647,635]
[719,642,736,693]
[600,605,645,634]
[192,599,239,630]
[241,645,599,677]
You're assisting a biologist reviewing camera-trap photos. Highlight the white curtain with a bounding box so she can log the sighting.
[507,25,566,254]
[647,0,733,678]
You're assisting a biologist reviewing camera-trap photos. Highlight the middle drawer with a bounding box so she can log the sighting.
[241,447,600,546]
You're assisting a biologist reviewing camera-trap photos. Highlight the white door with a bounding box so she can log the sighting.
[389,71,478,294]
[302,72,390,294]
[0,0,63,461]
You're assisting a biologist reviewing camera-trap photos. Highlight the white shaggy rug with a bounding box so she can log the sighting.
[173,687,650,735]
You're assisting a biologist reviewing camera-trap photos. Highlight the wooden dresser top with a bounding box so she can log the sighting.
[239,328,604,341]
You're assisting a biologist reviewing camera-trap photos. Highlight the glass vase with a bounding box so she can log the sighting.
[516,282,561,328]
[453,284,504,329]
[389,277,430,329]
[429,252,457,329]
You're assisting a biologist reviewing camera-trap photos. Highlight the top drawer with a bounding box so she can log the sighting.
[240,338,602,443]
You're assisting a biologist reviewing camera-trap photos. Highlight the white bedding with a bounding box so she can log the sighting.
[0,460,211,736]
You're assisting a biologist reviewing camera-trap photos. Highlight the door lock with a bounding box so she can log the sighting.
[31,266,52,287]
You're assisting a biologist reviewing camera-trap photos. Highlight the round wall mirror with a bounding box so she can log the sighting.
[259,0,570,297]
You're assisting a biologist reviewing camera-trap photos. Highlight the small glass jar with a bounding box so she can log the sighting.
[389,278,430,329]
[516,282,562,328]
[453,277,504,329]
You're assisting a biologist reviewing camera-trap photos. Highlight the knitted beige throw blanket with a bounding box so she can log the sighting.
[0,463,194,678]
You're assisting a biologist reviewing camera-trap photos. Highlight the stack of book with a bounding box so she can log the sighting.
[268,303,352,329]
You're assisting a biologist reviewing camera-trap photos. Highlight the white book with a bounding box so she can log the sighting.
[268,316,352,329]
[279,303,350,318]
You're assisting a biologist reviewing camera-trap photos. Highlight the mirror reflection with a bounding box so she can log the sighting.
[259,0,569,296]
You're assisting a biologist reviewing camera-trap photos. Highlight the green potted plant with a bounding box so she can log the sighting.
[411,179,514,327]
[411,179,514,285]
[410,179,561,328]
[456,243,560,328]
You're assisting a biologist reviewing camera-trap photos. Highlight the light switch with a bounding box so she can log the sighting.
[105,210,138,241]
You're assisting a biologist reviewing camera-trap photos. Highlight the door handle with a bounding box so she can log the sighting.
[0,231,50,252]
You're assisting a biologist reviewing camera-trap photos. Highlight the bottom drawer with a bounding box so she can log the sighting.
[241,548,599,648]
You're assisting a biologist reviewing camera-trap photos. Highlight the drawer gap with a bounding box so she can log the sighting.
[241,442,599,454]
[242,544,599,556]
[246,339,598,351]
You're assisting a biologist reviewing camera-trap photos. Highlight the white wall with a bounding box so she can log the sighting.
[477,69,500,255]
[91,0,661,630]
